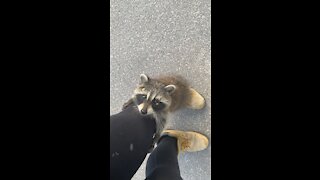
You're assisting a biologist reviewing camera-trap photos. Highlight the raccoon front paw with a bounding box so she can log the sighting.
[122,103,129,110]
[122,99,134,110]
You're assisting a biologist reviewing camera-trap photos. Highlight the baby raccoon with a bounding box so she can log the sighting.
[122,74,205,152]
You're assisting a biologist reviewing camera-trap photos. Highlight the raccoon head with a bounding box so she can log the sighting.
[132,74,176,115]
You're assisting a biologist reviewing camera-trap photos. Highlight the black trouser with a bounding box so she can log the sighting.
[145,135,183,180]
[110,105,183,180]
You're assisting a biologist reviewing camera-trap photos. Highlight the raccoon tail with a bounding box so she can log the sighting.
[185,88,206,109]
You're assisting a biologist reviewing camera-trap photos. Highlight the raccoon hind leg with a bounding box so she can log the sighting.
[186,88,206,109]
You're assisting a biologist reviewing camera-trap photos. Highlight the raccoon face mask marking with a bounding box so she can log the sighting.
[135,94,147,105]
[133,74,176,115]
[151,98,166,111]
[134,93,167,115]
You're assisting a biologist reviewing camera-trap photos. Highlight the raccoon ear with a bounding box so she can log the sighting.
[164,85,176,94]
[140,74,149,84]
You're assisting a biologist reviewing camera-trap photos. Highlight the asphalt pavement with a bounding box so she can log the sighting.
[110,0,211,179]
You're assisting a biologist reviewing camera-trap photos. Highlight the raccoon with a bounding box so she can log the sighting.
[122,74,205,152]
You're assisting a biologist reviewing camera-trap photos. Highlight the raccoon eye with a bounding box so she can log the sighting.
[136,94,147,104]
[153,99,162,106]
[152,99,165,111]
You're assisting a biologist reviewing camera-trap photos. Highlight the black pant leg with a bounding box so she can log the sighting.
[145,136,183,180]
[110,105,156,180]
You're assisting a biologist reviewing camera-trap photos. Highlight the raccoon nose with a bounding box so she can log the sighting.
[141,109,147,114]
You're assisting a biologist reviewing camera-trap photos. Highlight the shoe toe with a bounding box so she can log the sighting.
[187,133,209,152]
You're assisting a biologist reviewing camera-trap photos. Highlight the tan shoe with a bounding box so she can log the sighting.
[162,130,209,153]
[186,88,206,109]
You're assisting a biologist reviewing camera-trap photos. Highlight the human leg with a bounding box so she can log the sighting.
[110,105,156,180]
[145,135,182,180]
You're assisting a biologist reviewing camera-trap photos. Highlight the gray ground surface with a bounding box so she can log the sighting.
[110,0,211,179]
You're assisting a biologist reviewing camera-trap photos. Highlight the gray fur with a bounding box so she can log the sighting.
[164,85,176,94]
[140,74,149,84]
